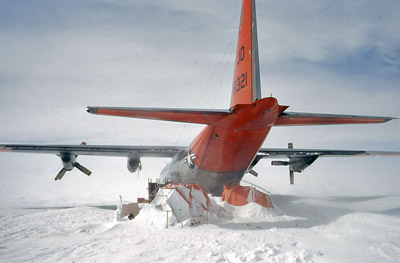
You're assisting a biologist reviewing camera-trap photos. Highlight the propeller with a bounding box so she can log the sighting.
[55,153,92,180]
[289,169,294,185]
[271,142,296,185]
[271,142,318,185]
[288,143,294,184]
[55,168,67,181]
[74,162,92,176]
[247,169,258,177]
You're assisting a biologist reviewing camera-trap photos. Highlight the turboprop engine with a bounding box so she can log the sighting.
[55,153,92,180]
[127,157,142,173]
[60,153,76,171]
[271,143,318,185]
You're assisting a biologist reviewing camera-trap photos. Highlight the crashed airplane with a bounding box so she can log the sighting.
[1,0,399,196]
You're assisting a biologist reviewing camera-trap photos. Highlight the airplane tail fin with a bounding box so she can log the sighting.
[230,0,261,109]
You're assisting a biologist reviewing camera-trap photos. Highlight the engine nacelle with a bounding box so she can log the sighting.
[271,143,319,185]
[55,153,91,180]
[288,156,318,173]
[60,153,76,171]
[127,157,142,173]
[271,156,318,173]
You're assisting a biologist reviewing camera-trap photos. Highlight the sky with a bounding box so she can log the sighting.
[0,0,399,206]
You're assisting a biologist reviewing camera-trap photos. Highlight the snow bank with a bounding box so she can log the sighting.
[2,194,400,262]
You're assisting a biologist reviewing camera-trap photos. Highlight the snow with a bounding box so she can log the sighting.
[0,1,399,261]
[1,191,400,262]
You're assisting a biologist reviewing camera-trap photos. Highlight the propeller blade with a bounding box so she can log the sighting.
[74,162,92,176]
[55,168,67,181]
[248,169,258,177]
[290,169,294,185]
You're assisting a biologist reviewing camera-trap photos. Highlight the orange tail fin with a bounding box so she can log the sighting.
[230,0,261,108]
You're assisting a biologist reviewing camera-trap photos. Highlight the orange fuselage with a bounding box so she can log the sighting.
[190,97,281,174]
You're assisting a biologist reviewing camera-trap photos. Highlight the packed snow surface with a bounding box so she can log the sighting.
[2,193,400,262]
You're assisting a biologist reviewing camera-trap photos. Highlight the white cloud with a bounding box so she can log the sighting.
[0,0,398,198]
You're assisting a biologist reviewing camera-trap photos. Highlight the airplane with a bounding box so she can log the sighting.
[0,0,399,196]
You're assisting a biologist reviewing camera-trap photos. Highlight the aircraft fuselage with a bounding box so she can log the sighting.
[162,97,281,195]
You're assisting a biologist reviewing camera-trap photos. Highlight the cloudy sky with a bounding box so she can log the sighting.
[0,0,399,205]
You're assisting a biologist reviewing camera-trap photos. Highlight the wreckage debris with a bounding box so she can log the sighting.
[117,180,274,224]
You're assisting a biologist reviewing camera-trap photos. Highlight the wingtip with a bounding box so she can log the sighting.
[87,107,97,114]
[384,117,398,123]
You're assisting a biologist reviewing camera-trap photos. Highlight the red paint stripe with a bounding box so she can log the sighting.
[0,148,12,152]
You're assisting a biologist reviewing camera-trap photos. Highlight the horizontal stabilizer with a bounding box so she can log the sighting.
[274,112,395,126]
[87,107,231,124]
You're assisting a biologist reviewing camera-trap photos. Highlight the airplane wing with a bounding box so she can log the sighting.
[254,147,400,184]
[0,144,187,180]
[0,144,186,157]
[257,148,400,158]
